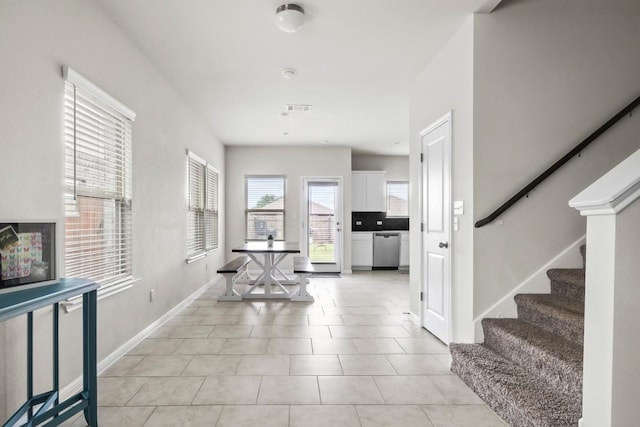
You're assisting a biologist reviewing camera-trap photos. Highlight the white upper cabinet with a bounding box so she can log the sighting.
[351,172,367,212]
[352,171,386,212]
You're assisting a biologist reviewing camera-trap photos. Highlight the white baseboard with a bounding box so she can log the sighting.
[409,311,420,326]
[342,269,353,275]
[473,236,586,342]
[60,276,217,400]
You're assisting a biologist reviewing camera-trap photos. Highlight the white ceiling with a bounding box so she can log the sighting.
[96,0,492,155]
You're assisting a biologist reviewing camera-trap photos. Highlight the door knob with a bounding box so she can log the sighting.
[439,242,449,249]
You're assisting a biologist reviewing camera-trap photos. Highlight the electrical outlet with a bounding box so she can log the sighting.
[149,289,155,302]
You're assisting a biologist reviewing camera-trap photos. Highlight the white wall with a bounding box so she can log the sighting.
[352,154,409,181]
[472,0,640,318]
[409,17,475,341]
[225,146,352,270]
[0,0,225,418]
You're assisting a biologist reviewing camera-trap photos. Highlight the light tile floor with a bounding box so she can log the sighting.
[67,271,507,426]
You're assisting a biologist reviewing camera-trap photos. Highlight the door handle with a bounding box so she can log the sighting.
[439,242,449,249]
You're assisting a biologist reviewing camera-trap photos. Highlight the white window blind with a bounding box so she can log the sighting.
[387,181,409,217]
[246,176,285,240]
[63,67,135,288]
[186,151,218,260]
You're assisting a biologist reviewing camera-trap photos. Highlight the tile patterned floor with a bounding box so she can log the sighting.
[67,271,507,426]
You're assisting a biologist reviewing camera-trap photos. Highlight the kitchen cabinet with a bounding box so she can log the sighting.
[352,171,386,212]
[400,232,410,269]
[351,232,373,269]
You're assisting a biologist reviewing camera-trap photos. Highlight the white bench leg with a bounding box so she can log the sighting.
[218,273,242,301]
[291,273,314,302]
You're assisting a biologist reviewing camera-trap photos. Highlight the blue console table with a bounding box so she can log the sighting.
[0,278,99,427]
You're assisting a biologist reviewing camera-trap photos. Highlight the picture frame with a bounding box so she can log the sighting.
[0,222,57,292]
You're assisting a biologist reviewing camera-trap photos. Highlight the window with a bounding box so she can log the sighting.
[386,181,409,217]
[186,151,219,260]
[63,67,135,288]
[246,176,285,240]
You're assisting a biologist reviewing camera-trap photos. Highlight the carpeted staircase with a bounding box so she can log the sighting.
[450,246,586,427]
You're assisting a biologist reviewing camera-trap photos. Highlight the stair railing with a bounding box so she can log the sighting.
[475,94,640,228]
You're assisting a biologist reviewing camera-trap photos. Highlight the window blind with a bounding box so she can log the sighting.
[246,176,285,240]
[387,181,409,217]
[63,68,135,287]
[205,164,219,250]
[186,151,218,259]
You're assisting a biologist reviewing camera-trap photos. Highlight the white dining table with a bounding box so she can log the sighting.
[231,241,301,299]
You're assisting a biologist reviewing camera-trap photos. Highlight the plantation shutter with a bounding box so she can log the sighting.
[63,67,135,286]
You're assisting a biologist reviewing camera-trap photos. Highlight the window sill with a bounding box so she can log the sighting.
[61,277,140,313]
[185,248,217,264]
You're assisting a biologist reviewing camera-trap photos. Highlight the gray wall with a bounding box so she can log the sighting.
[225,146,352,270]
[0,1,225,418]
[409,17,475,340]
[352,154,409,181]
[409,0,640,342]
[472,0,640,317]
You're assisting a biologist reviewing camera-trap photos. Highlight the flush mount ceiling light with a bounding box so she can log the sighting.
[276,4,305,33]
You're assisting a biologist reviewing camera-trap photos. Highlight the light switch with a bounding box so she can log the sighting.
[453,200,464,215]
[453,216,459,231]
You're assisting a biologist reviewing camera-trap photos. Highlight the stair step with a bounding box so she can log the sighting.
[451,343,582,427]
[547,268,585,304]
[515,294,584,345]
[482,318,583,396]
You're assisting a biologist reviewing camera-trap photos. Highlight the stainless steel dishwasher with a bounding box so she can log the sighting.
[372,232,400,269]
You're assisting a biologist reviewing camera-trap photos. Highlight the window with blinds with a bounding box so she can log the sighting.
[387,181,409,217]
[246,176,285,241]
[63,67,136,288]
[186,151,219,260]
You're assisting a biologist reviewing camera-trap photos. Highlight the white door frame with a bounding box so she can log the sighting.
[300,176,343,273]
[420,111,453,343]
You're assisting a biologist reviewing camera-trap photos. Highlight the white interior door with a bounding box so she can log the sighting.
[301,178,342,273]
[421,113,452,343]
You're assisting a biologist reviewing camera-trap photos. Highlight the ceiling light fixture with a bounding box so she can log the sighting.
[275,4,305,33]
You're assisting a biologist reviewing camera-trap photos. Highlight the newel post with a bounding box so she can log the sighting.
[569,148,640,427]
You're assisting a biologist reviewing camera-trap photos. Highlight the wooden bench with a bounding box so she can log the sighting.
[217,256,251,301]
[292,256,314,302]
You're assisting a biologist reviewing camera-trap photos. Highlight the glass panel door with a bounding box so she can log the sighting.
[303,179,342,272]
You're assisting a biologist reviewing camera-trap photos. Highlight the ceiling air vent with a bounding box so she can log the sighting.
[285,104,312,112]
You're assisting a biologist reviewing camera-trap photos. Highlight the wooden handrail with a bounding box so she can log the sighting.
[475,94,640,228]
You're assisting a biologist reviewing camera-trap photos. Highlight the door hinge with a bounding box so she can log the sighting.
[420,153,424,162]
[420,223,424,232]
[420,291,424,301]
